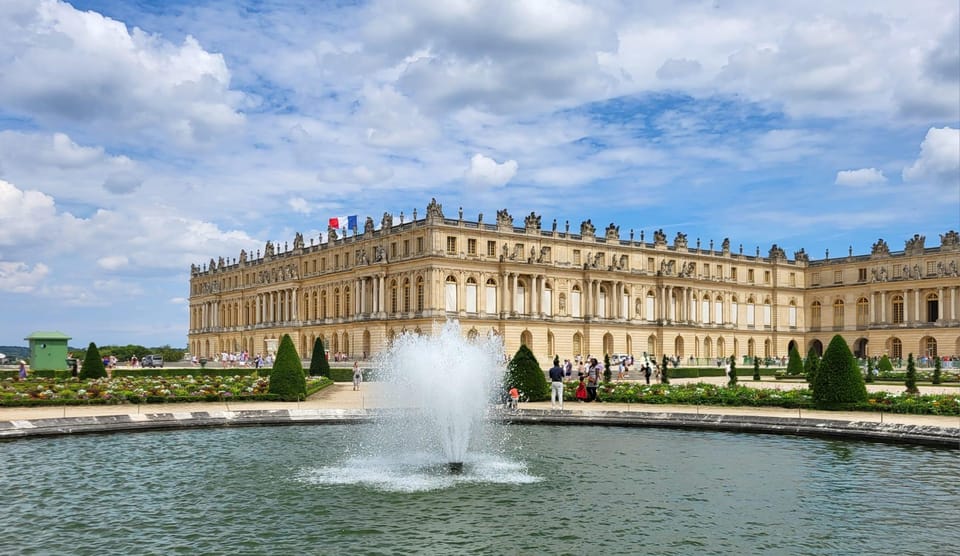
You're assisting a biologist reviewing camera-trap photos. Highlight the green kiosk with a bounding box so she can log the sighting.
[25,331,72,371]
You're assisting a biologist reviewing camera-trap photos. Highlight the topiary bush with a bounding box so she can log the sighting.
[728,356,738,387]
[268,334,306,401]
[603,354,612,383]
[865,360,874,383]
[787,345,803,376]
[505,345,549,402]
[660,354,670,384]
[308,337,329,377]
[752,357,761,381]
[811,335,867,406]
[904,353,919,394]
[878,355,894,374]
[804,346,820,384]
[932,356,942,385]
[80,342,107,380]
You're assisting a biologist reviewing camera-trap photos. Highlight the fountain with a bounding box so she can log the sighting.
[371,320,505,473]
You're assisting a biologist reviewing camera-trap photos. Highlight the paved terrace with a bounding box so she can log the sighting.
[1,379,958,448]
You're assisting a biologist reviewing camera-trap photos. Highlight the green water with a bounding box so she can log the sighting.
[2,425,957,555]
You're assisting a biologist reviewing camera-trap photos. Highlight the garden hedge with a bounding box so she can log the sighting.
[268,334,306,400]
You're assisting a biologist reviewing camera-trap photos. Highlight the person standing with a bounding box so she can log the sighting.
[643,363,652,385]
[352,361,362,391]
[586,358,600,402]
[18,360,27,381]
[549,357,564,410]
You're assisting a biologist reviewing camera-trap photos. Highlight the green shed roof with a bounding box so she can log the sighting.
[24,331,72,340]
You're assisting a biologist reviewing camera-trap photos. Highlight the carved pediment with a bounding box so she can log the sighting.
[605,223,620,240]
[496,209,513,229]
[426,197,444,219]
[871,238,890,257]
[904,234,925,255]
[524,211,541,231]
[580,219,595,237]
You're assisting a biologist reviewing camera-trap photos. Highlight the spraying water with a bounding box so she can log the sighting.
[374,321,505,468]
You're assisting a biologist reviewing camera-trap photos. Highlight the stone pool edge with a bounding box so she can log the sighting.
[0,408,957,448]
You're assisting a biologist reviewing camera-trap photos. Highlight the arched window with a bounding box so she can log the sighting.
[390,280,398,313]
[445,275,457,312]
[926,293,939,323]
[344,287,351,317]
[891,337,902,359]
[714,296,723,324]
[571,286,582,318]
[856,297,869,327]
[746,297,756,326]
[924,337,938,358]
[520,330,532,347]
[833,299,844,329]
[402,279,410,313]
[320,291,327,319]
[763,298,772,327]
[892,295,904,324]
[811,301,821,329]
[465,277,478,313]
[788,300,797,328]
[334,288,341,318]
[416,277,425,312]
[731,296,739,325]
[573,332,583,356]
[747,338,755,357]
[485,278,497,314]
[516,279,527,314]
[543,281,553,316]
[701,296,710,323]
[646,291,656,321]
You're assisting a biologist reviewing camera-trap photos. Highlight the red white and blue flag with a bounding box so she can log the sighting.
[329,215,358,230]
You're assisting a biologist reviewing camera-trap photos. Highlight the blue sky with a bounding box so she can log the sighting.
[0,0,957,348]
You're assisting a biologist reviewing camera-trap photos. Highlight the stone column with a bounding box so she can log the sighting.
[914,289,921,322]
[952,287,957,321]
[938,287,944,321]
[512,273,518,314]
[378,274,386,316]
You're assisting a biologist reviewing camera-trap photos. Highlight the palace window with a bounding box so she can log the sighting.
[811,301,821,329]
[648,258,655,273]
[446,236,457,254]
[416,237,424,253]
[891,337,902,359]
[811,271,819,285]
[416,278,424,311]
[402,279,410,312]
[391,242,397,258]
[487,241,496,257]
[467,238,477,255]
[856,297,869,327]
[403,240,410,257]
[764,270,771,284]
[748,269,755,283]
[731,267,738,281]
[390,280,398,313]
[573,250,581,265]
[833,299,844,329]
[789,272,796,287]
[926,261,935,276]
[892,295,904,324]
[858,268,867,282]
[834,270,842,284]
[334,254,340,268]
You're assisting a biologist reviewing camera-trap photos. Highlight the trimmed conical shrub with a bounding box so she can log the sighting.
[904,353,919,394]
[878,354,894,374]
[505,345,549,402]
[661,354,670,384]
[603,354,612,383]
[811,335,867,405]
[865,359,874,383]
[932,356,942,385]
[80,342,107,380]
[308,337,329,377]
[787,344,803,375]
[752,357,761,381]
[728,356,738,386]
[268,334,306,401]
[804,346,820,384]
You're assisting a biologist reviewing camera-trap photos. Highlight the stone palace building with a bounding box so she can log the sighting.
[189,199,960,367]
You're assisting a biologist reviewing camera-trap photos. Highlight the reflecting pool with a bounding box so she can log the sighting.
[2,425,957,555]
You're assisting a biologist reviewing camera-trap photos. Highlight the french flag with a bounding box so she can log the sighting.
[329,215,358,230]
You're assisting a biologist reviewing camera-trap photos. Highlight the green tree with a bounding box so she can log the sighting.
[878,355,894,375]
[80,342,107,380]
[804,346,821,384]
[752,357,761,381]
[505,345,549,402]
[932,356,942,385]
[603,354,612,383]
[660,354,670,384]
[268,334,306,401]
[904,353,919,394]
[786,344,803,376]
[811,335,867,406]
[308,337,329,377]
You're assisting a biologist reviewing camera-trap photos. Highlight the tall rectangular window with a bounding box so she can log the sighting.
[416,237,424,253]
[403,240,410,256]
[467,238,477,255]
[573,250,581,265]
[446,236,457,254]
[731,267,738,281]
[487,241,496,256]
[858,268,867,282]
[834,270,842,284]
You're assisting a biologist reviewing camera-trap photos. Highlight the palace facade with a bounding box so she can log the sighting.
[188,199,960,367]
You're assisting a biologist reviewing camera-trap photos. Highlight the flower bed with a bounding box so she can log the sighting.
[0,375,332,406]
[564,381,960,416]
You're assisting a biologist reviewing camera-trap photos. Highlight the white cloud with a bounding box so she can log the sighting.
[903,127,960,184]
[0,179,62,247]
[97,256,130,270]
[0,0,245,144]
[835,168,887,187]
[466,154,518,187]
[289,197,311,214]
[0,262,49,293]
